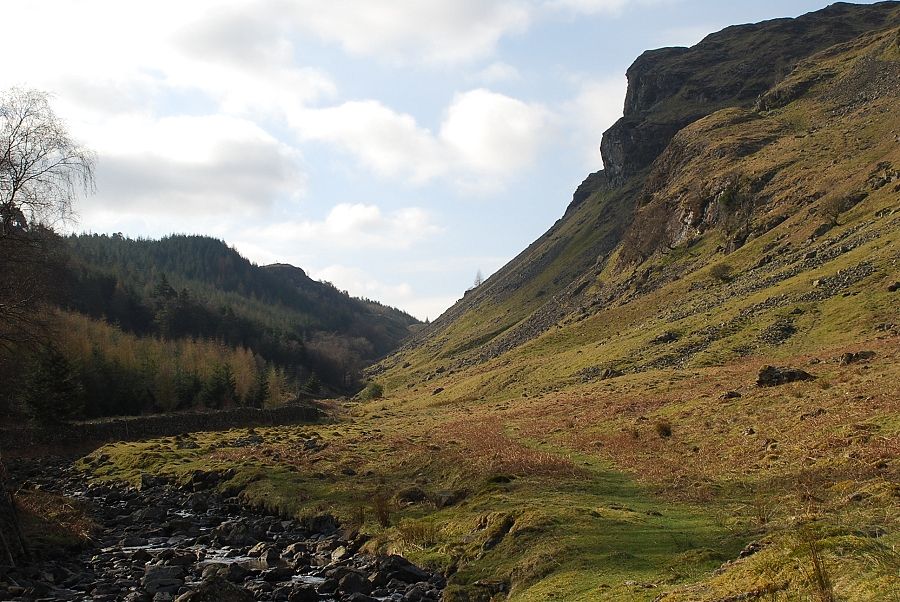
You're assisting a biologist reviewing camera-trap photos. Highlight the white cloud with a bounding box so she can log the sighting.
[562,76,627,166]
[81,115,304,215]
[309,264,456,320]
[547,0,678,15]
[293,89,551,188]
[253,203,441,250]
[292,101,446,183]
[441,89,551,180]
[283,0,531,64]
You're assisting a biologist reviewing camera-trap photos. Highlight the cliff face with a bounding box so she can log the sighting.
[601,1,900,184]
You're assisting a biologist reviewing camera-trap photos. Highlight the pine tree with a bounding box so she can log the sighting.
[24,346,84,424]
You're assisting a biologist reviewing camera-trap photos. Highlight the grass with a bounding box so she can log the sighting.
[15,489,97,558]
[76,24,900,602]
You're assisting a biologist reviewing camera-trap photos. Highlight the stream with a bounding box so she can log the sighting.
[1,458,445,602]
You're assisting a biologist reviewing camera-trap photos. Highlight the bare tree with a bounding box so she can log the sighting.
[473,269,484,288]
[0,88,94,566]
[0,88,95,350]
[1,87,95,227]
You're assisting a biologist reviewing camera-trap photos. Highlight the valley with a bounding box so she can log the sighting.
[2,2,899,601]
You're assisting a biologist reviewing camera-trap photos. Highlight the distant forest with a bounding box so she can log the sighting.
[2,233,418,423]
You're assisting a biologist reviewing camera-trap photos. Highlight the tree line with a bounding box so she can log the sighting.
[0,88,417,428]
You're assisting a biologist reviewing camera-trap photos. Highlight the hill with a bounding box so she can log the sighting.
[80,4,900,601]
[1,234,418,421]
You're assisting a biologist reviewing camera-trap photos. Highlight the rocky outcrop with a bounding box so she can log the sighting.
[600,2,900,184]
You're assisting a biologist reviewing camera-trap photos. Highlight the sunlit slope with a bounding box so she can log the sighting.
[379,20,900,394]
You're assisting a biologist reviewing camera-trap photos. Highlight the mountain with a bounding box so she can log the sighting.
[380,0,900,374]
[354,3,900,599]
[2,234,419,419]
[66,234,417,360]
[72,5,900,601]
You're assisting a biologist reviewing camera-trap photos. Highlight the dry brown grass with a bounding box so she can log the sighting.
[437,417,583,479]
[15,488,96,552]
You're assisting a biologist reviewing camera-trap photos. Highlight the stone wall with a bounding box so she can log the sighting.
[0,404,322,449]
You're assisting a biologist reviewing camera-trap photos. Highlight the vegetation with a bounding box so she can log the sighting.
[79,17,900,601]
[10,5,900,601]
[0,233,419,423]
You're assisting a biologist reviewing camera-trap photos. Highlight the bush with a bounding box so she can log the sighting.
[710,263,733,282]
[359,381,384,400]
[371,492,393,527]
[654,420,673,438]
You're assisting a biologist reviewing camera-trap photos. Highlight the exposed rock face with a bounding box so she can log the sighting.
[600,2,900,184]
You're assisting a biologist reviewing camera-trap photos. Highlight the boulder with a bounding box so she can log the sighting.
[338,571,372,595]
[378,555,430,584]
[142,566,184,595]
[756,365,815,387]
[287,584,319,602]
[839,350,876,365]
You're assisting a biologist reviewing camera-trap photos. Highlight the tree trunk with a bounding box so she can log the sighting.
[0,450,28,566]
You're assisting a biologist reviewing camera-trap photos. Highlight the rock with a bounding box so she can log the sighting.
[800,408,827,421]
[756,365,815,386]
[651,331,679,344]
[888,281,900,292]
[396,486,428,505]
[221,563,251,583]
[739,542,764,558]
[260,567,295,582]
[839,350,876,365]
[142,566,184,594]
[338,571,372,595]
[378,555,430,584]
[403,583,435,601]
[318,577,339,594]
[809,222,833,239]
[121,536,149,547]
[721,391,742,400]
[287,584,319,602]
[431,387,444,395]
[331,545,349,562]
[174,577,253,602]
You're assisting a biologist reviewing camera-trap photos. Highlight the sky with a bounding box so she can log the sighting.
[1,0,874,320]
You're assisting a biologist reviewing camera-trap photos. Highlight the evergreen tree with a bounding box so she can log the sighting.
[199,363,236,409]
[24,346,84,425]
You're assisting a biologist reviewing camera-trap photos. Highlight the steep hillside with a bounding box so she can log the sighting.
[82,7,900,602]
[384,1,900,374]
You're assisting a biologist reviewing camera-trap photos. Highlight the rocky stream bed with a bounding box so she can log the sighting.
[1,459,445,602]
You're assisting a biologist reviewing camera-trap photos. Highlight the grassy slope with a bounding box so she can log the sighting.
[82,24,900,602]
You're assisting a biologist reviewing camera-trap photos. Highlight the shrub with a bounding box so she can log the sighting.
[359,381,384,400]
[710,263,733,282]
[654,420,673,438]
[371,492,393,527]
[396,519,441,550]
